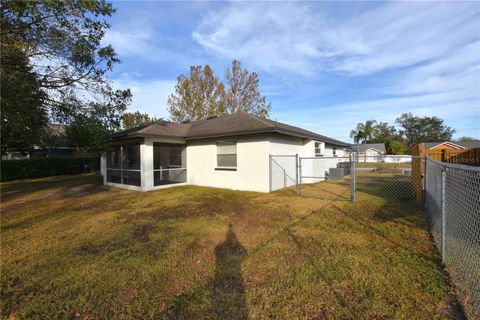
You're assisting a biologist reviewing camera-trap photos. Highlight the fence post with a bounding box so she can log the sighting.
[424,156,428,209]
[269,155,272,192]
[283,168,286,188]
[295,154,299,196]
[351,153,356,202]
[299,157,302,196]
[440,168,446,265]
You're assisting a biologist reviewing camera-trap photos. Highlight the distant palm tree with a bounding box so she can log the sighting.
[351,120,377,162]
[350,129,364,162]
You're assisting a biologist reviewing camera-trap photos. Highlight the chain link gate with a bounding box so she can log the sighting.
[269,154,425,203]
[269,155,299,195]
[299,156,354,200]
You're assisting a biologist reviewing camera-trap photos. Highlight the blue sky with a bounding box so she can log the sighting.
[104,1,480,142]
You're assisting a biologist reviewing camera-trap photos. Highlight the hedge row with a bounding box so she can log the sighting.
[1,157,100,181]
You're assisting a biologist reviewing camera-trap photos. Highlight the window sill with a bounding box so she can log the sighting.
[215,167,237,171]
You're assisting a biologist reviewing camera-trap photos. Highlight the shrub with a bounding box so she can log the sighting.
[1,157,100,181]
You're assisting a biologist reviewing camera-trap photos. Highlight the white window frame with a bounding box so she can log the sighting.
[216,141,237,170]
[315,141,323,157]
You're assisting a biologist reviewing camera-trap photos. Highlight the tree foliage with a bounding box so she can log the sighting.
[167,60,270,122]
[1,46,48,152]
[1,0,131,152]
[121,111,158,129]
[350,120,377,161]
[224,60,271,117]
[65,90,131,155]
[350,113,456,154]
[395,113,455,147]
[168,65,225,122]
[385,139,405,155]
[370,122,399,143]
[456,136,477,142]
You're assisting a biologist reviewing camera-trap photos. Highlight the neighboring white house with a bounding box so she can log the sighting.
[102,112,351,192]
[351,143,386,160]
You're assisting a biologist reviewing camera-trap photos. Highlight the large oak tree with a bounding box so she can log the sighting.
[167,60,271,122]
[168,65,225,122]
[1,0,131,153]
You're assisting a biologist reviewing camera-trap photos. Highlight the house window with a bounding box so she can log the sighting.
[106,143,141,186]
[333,147,337,157]
[315,141,323,156]
[217,141,237,169]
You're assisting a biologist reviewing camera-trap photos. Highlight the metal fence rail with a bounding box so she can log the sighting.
[425,158,480,319]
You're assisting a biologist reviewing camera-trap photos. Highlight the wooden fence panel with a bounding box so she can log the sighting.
[411,144,425,207]
[445,148,480,166]
[411,144,479,207]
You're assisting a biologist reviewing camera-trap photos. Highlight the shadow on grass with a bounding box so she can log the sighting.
[0,174,104,201]
[212,223,248,319]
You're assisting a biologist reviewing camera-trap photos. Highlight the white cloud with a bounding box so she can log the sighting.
[192,2,479,76]
[191,1,480,141]
[102,7,191,64]
[112,74,176,119]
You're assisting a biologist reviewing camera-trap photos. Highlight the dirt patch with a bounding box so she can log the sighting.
[77,241,124,256]
[62,184,101,197]
[133,224,157,242]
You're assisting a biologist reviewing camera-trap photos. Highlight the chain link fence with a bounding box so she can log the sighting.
[299,156,352,200]
[425,158,480,319]
[269,155,298,193]
[353,155,421,201]
[269,153,479,317]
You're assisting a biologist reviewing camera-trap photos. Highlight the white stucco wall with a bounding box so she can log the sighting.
[104,134,351,193]
[324,144,350,158]
[186,135,270,192]
[268,135,352,189]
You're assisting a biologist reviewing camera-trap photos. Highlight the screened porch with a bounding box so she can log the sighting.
[104,140,187,191]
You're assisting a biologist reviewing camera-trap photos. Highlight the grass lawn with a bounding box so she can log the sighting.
[354,162,412,169]
[0,174,463,319]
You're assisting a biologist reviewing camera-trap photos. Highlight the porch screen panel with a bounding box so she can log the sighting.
[106,146,121,183]
[153,144,186,186]
[106,143,141,186]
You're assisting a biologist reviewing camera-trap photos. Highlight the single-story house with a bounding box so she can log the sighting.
[351,143,386,158]
[422,141,480,150]
[102,112,351,192]
[1,124,74,160]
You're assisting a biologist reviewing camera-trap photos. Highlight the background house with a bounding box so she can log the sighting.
[351,143,385,159]
[102,112,351,192]
[415,140,480,166]
[2,124,74,160]
[423,141,480,151]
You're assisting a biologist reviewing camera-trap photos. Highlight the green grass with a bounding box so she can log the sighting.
[354,162,412,169]
[1,174,463,319]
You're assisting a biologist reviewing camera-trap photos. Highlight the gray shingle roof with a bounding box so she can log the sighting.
[351,143,386,153]
[425,140,480,149]
[108,112,350,147]
[424,141,480,150]
[457,141,480,149]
